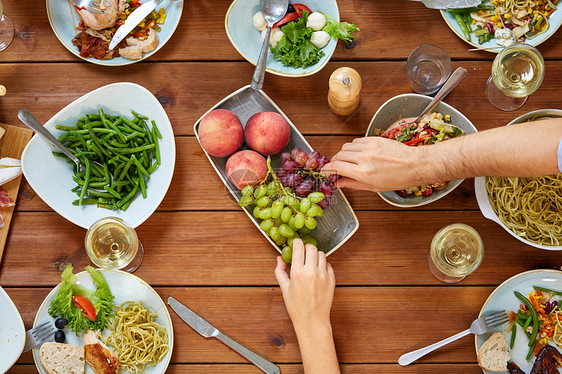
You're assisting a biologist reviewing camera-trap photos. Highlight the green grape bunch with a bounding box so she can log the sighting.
[238,157,326,264]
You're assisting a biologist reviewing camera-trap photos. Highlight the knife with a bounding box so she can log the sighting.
[168,297,280,374]
[108,0,164,50]
[409,0,483,9]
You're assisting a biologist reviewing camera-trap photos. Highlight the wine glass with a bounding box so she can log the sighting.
[428,223,484,284]
[85,217,144,273]
[0,1,14,51]
[485,43,545,111]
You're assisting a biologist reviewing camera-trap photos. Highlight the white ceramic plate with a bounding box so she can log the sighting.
[474,109,562,251]
[21,82,176,229]
[0,286,26,373]
[440,2,562,52]
[475,269,562,373]
[46,0,183,66]
[225,0,339,77]
[365,93,478,208]
[32,269,174,374]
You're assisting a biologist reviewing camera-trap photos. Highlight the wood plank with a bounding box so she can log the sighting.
[0,61,561,139]
[2,0,562,62]
[7,363,483,373]
[1,211,559,287]
[4,286,495,364]
[0,124,33,264]
[14,135,480,212]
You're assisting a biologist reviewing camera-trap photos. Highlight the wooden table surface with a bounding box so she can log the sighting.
[2,0,561,373]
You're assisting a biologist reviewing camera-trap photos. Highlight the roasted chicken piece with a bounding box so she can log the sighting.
[507,362,525,374]
[530,345,562,374]
[84,330,119,374]
[75,0,128,30]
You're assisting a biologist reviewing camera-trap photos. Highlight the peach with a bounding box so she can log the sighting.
[199,109,244,157]
[245,112,290,155]
[226,150,268,190]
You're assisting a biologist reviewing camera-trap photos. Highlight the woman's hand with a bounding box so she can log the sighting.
[322,136,424,192]
[274,239,340,374]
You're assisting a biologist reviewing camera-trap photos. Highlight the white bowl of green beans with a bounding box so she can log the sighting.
[21,82,176,229]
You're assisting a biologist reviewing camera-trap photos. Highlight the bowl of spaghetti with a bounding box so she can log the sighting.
[475,109,562,251]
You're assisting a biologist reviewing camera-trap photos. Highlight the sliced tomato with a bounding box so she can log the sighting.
[72,295,97,321]
[273,12,300,28]
[293,4,312,17]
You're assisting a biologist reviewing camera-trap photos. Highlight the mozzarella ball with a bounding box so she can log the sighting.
[262,27,284,47]
[306,12,326,31]
[311,30,330,49]
[253,11,267,31]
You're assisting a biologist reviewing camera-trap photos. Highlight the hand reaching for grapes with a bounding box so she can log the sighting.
[274,239,340,374]
[321,137,426,192]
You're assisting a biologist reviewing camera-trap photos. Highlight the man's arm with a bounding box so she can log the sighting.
[323,118,562,192]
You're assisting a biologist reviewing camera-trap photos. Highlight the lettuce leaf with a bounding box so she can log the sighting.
[48,265,114,333]
[271,12,324,68]
[321,12,359,43]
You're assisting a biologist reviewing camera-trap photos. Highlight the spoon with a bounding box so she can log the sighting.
[250,0,289,90]
[408,67,468,126]
[17,109,84,172]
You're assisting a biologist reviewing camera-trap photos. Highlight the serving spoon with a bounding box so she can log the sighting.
[17,109,85,172]
[250,0,289,90]
[408,67,468,126]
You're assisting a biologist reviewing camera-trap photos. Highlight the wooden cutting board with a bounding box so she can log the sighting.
[0,123,33,264]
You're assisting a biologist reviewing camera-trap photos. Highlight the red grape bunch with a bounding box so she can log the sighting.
[276,147,340,209]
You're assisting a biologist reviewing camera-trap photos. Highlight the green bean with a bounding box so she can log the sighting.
[58,108,162,210]
[514,291,539,347]
[510,325,517,349]
[151,120,162,139]
[523,315,532,330]
[526,340,536,360]
[533,285,562,296]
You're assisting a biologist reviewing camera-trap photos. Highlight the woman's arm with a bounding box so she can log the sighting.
[274,240,340,374]
[322,118,562,192]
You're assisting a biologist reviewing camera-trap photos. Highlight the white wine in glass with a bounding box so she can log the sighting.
[85,217,144,272]
[428,223,484,283]
[0,1,14,52]
[486,43,545,111]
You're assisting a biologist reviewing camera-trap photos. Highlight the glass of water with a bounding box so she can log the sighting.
[407,44,452,95]
[0,1,14,51]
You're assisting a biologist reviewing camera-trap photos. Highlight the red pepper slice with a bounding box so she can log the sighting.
[403,134,431,147]
[273,12,300,28]
[293,4,312,17]
[72,295,97,322]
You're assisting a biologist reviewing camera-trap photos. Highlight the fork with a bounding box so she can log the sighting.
[70,0,104,14]
[398,310,509,366]
[23,321,56,352]
[408,0,482,9]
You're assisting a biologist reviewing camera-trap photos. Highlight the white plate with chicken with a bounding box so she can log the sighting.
[32,268,174,374]
[46,0,183,66]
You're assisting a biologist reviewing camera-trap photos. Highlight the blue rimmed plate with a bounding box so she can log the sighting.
[32,269,174,374]
[225,0,339,77]
[21,82,176,229]
[475,269,562,373]
[46,0,183,66]
[440,2,562,52]
[0,286,25,373]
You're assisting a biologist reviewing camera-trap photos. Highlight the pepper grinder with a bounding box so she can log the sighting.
[327,67,362,116]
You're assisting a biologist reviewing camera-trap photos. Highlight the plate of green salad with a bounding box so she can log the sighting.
[440,0,561,52]
[225,0,359,77]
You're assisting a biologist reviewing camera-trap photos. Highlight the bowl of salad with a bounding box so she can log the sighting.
[225,0,358,77]
[365,93,478,208]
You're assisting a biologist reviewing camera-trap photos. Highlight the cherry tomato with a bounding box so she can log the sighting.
[273,12,300,28]
[72,295,97,321]
[293,4,312,17]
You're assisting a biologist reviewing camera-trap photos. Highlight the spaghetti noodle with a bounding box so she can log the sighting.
[103,301,169,374]
[486,174,562,246]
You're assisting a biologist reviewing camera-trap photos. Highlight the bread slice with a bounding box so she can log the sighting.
[39,342,85,374]
[478,331,510,372]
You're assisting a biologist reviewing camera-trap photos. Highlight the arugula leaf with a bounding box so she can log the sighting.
[271,12,324,68]
[48,265,114,334]
[321,12,359,43]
